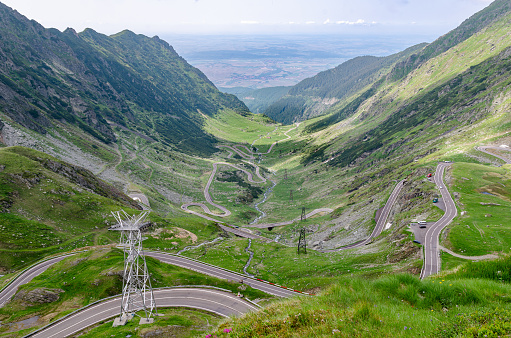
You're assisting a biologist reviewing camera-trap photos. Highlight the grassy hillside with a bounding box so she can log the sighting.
[208,258,511,337]
[0,146,142,271]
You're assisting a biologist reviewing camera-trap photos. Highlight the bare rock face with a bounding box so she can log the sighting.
[14,288,64,304]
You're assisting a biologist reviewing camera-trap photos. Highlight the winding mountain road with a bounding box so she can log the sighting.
[6,250,301,337]
[182,161,266,218]
[476,146,511,164]
[27,287,259,338]
[340,179,405,250]
[145,251,300,297]
[181,123,334,238]
[420,163,458,279]
[0,253,77,308]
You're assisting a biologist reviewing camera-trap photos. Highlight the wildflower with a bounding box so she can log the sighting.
[223,328,232,333]
[404,326,408,330]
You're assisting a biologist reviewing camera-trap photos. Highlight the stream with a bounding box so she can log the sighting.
[177,237,224,255]
[243,239,255,277]
[250,176,276,225]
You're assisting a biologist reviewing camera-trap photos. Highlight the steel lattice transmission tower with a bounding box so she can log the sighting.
[110,210,156,325]
[297,228,307,254]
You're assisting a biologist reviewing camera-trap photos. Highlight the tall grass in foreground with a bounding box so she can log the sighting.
[449,255,511,283]
[206,273,511,337]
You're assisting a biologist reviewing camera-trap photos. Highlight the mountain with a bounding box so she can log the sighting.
[263,44,426,124]
[301,0,511,170]
[221,86,291,114]
[389,0,511,81]
[0,2,248,156]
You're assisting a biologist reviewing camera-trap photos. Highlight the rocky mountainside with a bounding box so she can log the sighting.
[0,2,248,155]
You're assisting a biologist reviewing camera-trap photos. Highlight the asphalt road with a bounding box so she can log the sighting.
[337,179,405,250]
[128,193,151,210]
[27,288,259,338]
[182,161,266,218]
[245,208,334,229]
[146,251,300,298]
[476,146,511,164]
[420,163,458,279]
[0,253,76,308]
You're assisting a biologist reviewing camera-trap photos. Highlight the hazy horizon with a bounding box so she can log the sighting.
[1,0,494,36]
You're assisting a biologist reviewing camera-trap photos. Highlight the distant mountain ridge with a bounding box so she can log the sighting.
[389,0,511,81]
[0,2,248,155]
[263,44,426,124]
[221,86,290,114]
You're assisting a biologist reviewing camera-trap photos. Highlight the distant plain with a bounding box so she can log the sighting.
[165,34,437,88]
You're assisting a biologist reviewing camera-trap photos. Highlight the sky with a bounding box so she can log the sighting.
[1,0,495,36]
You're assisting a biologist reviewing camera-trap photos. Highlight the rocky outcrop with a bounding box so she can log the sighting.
[14,288,64,304]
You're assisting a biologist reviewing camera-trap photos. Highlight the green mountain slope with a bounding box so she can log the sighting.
[0,146,141,271]
[0,2,248,155]
[263,44,426,124]
[302,9,511,169]
[389,0,511,81]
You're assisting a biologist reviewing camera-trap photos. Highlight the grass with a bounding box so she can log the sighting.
[204,109,278,144]
[0,146,147,271]
[440,252,469,272]
[445,254,511,283]
[444,163,511,256]
[206,273,511,337]
[180,237,398,291]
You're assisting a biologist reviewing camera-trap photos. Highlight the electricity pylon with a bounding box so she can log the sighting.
[110,210,156,326]
[297,228,307,254]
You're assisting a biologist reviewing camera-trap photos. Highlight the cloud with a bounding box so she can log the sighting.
[240,20,259,24]
[323,18,331,24]
[336,19,367,25]
[305,21,316,24]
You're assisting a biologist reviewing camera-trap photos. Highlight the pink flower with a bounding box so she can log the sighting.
[223,328,233,333]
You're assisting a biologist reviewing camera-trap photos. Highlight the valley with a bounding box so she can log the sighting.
[0,0,511,337]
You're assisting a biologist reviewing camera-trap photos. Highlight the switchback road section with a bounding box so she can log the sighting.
[26,287,259,338]
[0,253,77,308]
[181,123,333,241]
[146,251,302,298]
[420,163,458,279]
[326,179,405,251]
[476,146,511,164]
